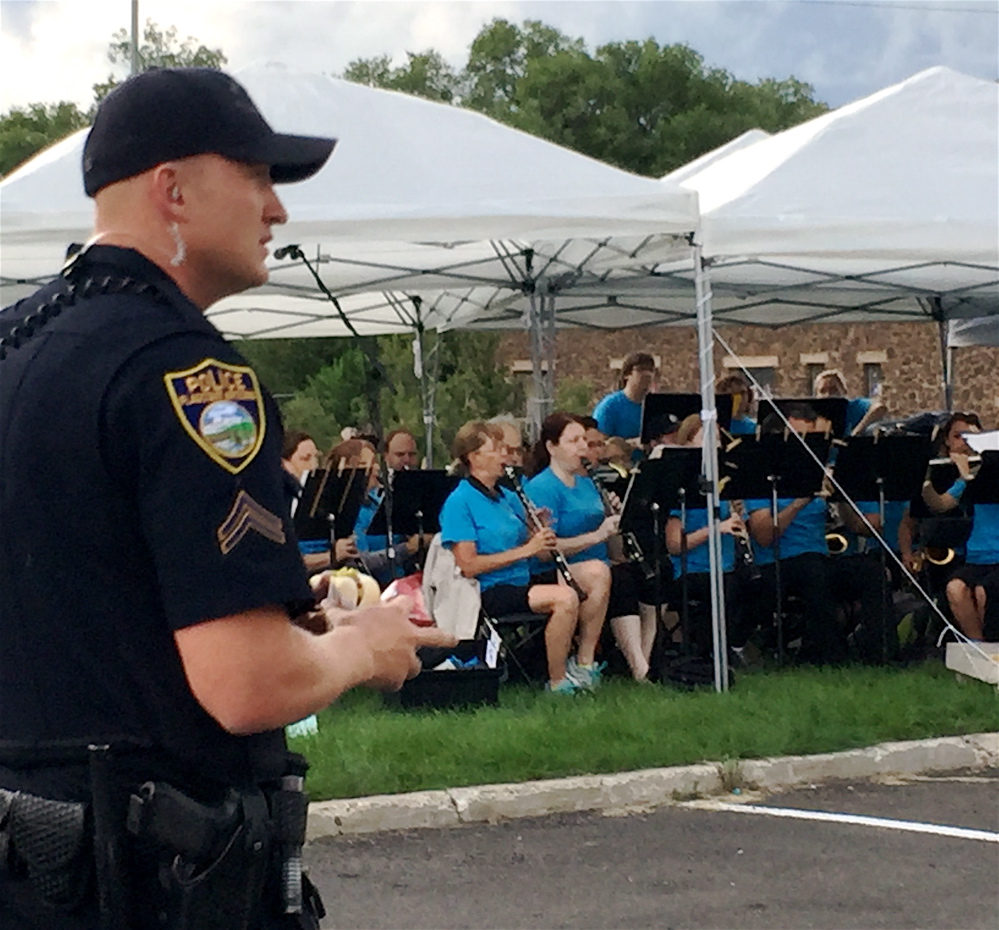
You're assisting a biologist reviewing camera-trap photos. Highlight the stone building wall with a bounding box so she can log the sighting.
[497,322,998,425]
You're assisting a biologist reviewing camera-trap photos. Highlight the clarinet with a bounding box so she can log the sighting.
[581,459,656,582]
[730,500,761,581]
[502,465,587,602]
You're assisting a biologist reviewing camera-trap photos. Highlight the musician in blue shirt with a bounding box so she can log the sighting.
[814,368,886,436]
[921,420,998,641]
[743,406,893,664]
[526,413,637,682]
[439,420,590,693]
[592,351,656,442]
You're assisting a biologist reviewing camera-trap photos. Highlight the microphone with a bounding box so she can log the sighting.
[273,244,303,261]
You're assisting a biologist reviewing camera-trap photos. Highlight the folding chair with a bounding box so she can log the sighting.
[422,533,548,685]
[479,608,549,685]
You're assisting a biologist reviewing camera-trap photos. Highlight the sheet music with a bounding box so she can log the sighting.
[964,430,998,454]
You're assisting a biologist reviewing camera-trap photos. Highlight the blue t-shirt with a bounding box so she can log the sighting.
[744,497,828,565]
[845,397,872,435]
[729,416,757,436]
[593,390,643,440]
[965,503,999,565]
[355,489,408,553]
[525,468,607,565]
[439,479,531,590]
[857,500,907,554]
[669,501,735,575]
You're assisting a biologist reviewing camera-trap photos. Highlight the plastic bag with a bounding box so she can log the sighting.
[382,572,434,626]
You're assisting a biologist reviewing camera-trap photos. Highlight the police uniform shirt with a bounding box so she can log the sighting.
[0,245,313,795]
[743,497,828,566]
[669,502,736,575]
[525,467,608,565]
[439,478,530,590]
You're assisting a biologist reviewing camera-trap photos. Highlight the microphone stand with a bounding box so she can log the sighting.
[877,476,889,664]
[679,488,691,653]
[381,459,399,581]
[769,473,785,667]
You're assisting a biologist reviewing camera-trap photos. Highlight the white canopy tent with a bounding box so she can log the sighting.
[947,316,999,348]
[423,67,997,331]
[1,63,698,309]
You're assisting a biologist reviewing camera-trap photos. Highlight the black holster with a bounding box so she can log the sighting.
[127,782,270,930]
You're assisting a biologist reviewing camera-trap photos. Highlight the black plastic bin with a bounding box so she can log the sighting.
[389,639,502,710]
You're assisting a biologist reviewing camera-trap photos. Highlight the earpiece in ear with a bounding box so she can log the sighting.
[169,186,180,202]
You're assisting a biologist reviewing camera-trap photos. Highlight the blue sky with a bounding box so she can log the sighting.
[1,0,997,113]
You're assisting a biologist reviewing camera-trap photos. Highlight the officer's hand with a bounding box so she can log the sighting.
[336,597,458,691]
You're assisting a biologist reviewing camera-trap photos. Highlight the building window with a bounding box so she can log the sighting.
[864,363,883,398]
[750,367,777,395]
[805,363,826,395]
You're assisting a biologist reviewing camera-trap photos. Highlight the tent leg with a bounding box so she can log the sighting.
[526,285,556,443]
[694,245,729,694]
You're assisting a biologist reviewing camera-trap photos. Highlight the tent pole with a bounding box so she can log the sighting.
[694,243,729,693]
[526,281,556,442]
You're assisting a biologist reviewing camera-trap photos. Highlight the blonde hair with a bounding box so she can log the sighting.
[676,413,703,446]
[813,368,848,396]
[451,421,504,466]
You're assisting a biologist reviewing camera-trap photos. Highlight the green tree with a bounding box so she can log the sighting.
[468,26,827,176]
[235,337,348,400]
[0,102,89,176]
[342,50,461,103]
[93,19,227,102]
[281,346,373,450]
[342,17,828,178]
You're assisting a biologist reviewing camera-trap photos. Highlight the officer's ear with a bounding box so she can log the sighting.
[151,164,185,217]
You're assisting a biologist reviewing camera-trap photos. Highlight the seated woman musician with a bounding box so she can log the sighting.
[664,416,749,659]
[526,413,654,682]
[921,413,998,641]
[438,420,589,694]
[343,438,423,587]
[282,430,361,574]
[908,412,980,592]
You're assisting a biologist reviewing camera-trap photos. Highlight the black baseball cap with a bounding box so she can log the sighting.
[82,68,336,197]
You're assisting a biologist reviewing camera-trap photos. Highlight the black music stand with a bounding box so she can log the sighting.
[831,434,931,661]
[757,397,850,439]
[640,393,734,444]
[621,449,703,655]
[294,468,369,552]
[367,470,460,570]
[720,432,830,665]
[966,452,999,505]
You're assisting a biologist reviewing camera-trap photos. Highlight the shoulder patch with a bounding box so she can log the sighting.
[217,490,286,554]
[164,358,266,474]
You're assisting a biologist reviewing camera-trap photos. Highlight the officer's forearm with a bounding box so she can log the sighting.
[175,607,378,735]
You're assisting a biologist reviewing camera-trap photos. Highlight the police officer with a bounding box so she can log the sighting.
[0,68,455,929]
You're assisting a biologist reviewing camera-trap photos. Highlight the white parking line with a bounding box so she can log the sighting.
[697,801,999,843]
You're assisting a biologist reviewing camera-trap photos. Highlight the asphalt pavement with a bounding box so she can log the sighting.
[305,771,998,930]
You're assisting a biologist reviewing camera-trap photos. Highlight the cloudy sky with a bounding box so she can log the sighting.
[1,0,997,114]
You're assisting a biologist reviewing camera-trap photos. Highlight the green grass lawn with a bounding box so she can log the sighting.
[291,660,999,802]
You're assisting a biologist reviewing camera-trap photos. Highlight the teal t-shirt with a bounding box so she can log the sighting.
[525,467,607,565]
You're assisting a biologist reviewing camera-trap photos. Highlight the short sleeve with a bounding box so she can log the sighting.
[439,486,475,547]
[102,334,313,630]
